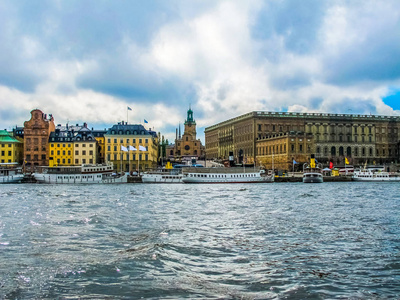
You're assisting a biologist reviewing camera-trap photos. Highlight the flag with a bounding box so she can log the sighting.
[121,145,128,152]
[345,157,349,165]
[128,145,137,151]
[329,161,333,169]
[293,159,297,164]
[144,119,148,123]
[139,145,146,151]
[127,106,132,111]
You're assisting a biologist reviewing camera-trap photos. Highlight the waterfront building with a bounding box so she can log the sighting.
[73,125,98,165]
[48,124,98,166]
[23,109,55,171]
[168,107,205,162]
[0,130,23,165]
[49,126,74,167]
[104,122,158,172]
[205,111,400,170]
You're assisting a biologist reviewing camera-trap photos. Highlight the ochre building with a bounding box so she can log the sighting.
[205,111,400,170]
[23,109,55,171]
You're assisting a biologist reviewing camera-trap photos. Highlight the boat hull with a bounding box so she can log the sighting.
[0,174,24,183]
[352,170,400,182]
[33,173,128,184]
[182,168,274,184]
[303,173,324,183]
[142,174,183,183]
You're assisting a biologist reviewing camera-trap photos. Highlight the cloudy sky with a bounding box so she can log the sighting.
[1,0,400,142]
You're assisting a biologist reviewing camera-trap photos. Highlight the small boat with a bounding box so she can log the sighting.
[303,168,324,183]
[302,155,323,183]
[142,168,183,183]
[0,168,24,183]
[352,169,400,181]
[181,167,274,184]
[33,163,128,184]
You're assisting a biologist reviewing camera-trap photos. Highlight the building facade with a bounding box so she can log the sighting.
[104,122,159,172]
[23,109,55,171]
[49,124,98,166]
[205,111,400,170]
[0,130,23,165]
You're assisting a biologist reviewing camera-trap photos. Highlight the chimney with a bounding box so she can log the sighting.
[84,122,87,128]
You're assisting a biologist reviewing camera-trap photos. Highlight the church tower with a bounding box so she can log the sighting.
[172,106,204,161]
[183,107,196,140]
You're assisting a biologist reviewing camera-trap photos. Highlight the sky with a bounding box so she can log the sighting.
[1,0,400,143]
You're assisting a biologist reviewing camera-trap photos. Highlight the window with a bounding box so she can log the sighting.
[82,151,86,155]
[75,150,79,155]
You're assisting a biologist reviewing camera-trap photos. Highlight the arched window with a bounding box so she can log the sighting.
[331,146,336,156]
[346,147,351,157]
[339,146,344,156]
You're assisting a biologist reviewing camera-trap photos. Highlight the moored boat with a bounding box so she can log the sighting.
[0,168,24,183]
[302,155,323,183]
[181,167,274,184]
[33,163,128,184]
[352,169,400,181]
[303,169,324,183]
[142,168,183,183]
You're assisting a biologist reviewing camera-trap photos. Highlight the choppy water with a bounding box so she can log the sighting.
[0,182,399,299]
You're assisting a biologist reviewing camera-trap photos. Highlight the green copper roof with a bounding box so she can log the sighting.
[0,130,22,143]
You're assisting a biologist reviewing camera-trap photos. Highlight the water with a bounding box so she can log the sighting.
[0,182,399,299]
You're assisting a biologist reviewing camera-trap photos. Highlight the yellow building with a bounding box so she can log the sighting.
[73,127,97,165]
[49,124,98,166]
[256,131,315,171]
[104,122,159,172]
[49,126,74,166]
[0,130,23,165]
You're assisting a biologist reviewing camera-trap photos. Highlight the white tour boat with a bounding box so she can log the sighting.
[352,169,400,182]
[33,163,128,184]
[142,168,183,183]
[0,168,24,183]
[181,167,274,184]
